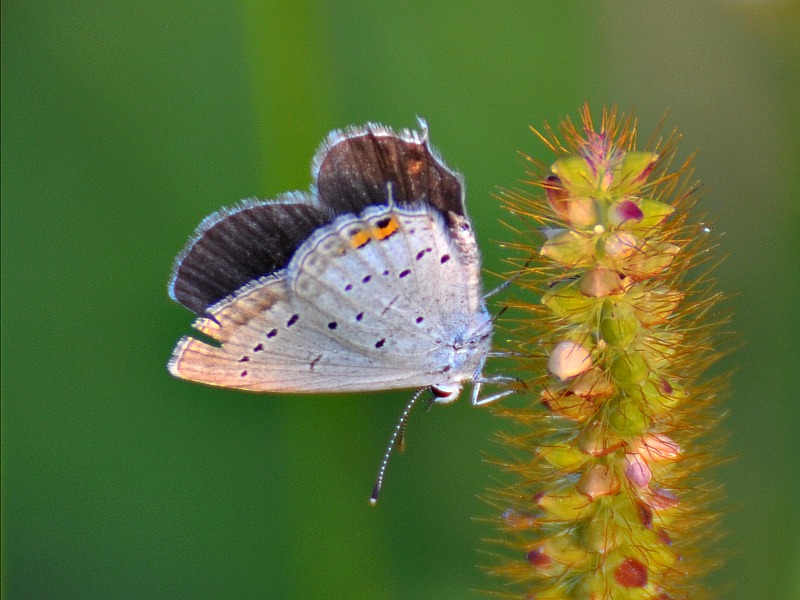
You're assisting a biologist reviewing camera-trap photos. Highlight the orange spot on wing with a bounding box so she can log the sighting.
[407,158,423,175]
[349,230,371,248]
[349,216,401,248]
[373,216,400,240]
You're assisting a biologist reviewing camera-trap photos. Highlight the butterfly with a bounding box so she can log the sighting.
[168,120,512,501]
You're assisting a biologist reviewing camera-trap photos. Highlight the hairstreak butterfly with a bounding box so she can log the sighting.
[168,120,512,501]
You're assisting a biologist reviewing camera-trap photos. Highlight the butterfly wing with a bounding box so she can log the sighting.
[169,204,491,393]
[312,121,465,217]
[169,121,492,395]
[168,193,332,315]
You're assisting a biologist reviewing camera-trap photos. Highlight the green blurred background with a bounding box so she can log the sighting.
[3,2,798,599]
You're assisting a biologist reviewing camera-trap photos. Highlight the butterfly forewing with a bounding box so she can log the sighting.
[169,203,491,393]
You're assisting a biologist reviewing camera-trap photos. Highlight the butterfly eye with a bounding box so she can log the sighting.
[431,383,460,404]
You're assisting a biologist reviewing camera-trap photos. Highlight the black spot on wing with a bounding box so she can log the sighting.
[169,198,332,314]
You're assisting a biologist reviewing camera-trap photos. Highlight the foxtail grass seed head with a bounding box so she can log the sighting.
[487,105,730,599]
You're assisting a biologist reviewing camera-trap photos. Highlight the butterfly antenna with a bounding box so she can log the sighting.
[370,387,428,505]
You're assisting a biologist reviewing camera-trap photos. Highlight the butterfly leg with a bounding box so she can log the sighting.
[484,279,512,299]
[470,373,523,406]
[470,381,515,406]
